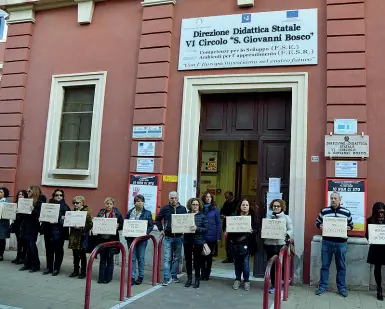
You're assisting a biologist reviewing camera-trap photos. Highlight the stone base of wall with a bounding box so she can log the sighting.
[310,235,371,291]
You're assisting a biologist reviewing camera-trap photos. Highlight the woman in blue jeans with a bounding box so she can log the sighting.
[125,194,154,286]
[227,198,258,291]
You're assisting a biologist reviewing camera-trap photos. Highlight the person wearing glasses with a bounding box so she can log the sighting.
[68,196,93,279]
[40,189,71,276]
[264,199,294,294]
[11,190,29,264]
[20,186,46,273]
[0,187,11,261]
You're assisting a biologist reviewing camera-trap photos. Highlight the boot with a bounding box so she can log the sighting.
[69,270,79,278]
[193,278,200,289]
[185,275,192,288]
[377,286,383,301]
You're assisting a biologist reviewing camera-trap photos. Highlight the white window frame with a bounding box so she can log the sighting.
[0,11,9,43]
[42,71,107,188]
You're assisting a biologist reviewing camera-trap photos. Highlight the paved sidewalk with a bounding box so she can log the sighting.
[0,251,155,309]
[281,285,385,309]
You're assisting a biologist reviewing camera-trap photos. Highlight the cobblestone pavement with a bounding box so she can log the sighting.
[281,285,385,309]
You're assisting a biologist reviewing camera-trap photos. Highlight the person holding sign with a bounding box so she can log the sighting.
[68,196,93,279]
[155,191,187,286]
[0,187,11,261]
[40,189,71,276]
[125,194,154,286]
[227,199,258,291]
[263,199,294,294]
[95,197,123,284]
[315,191,354,297]
[201,191,221,281]
[366,202,385,301]
[10,190,29,264]
[184,198,208,289]
[19,186,46,273]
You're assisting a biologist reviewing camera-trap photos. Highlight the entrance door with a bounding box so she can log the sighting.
[199,91,291,277]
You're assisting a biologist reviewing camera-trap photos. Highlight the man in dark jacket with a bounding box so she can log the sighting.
[155,191,187,286]
[220,191,238,263]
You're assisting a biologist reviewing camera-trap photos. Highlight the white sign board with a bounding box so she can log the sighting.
[226,216,251,233]
[178,9,318,71]
[0,203,3,219]
[171,214,195,233]
[311,156,319,162]
[335,161,358,178]
[322,217,347,238]
[368,224,385,245]
[17,198,33,214]
[1,203,17,220]
[261,219,286,240]
[268,178,281,193]
[132,126,163,139]
[334,119,357,135]
[137,158,154,173]
[325,135,369,158]
[93,217,118,235]
[39,203,60,223]
[137,142,155,157]
[63,211,87,227]
[123,219,148,238]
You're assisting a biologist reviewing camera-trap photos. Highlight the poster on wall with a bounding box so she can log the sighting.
[128,174,159,220]
[325,179,367,236]
[178,9,318,71]
[201,151,219,173]
[200,175,217,196]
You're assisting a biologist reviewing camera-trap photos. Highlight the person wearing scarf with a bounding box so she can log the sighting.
[95,197,123,284]
[264,199,294,294]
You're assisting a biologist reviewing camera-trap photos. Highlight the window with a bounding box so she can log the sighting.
[42,72,107,188]
[0,10,8,42]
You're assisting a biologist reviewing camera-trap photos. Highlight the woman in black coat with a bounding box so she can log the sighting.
[366,202,385,301]
[0,186,11,261]
[184,198,208,289]
[11,190,28,264]
[20,186,46,273]
[41,189,71,276]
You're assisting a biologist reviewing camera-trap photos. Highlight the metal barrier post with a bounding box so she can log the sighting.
[275,249,284,309]
[263,255,279,309]
[290,240,295,286]
[84,241,126,309]
[283,247,290,301]
[157,233,164,283]
[127,235,158,298]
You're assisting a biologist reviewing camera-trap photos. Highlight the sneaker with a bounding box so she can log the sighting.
[162,280,170,286]
[173,278,181,283]
[315,288,325,296]
[232,280,241,290]
[339,290,347,297]
[269,287,275,294]
[244,282,250,291]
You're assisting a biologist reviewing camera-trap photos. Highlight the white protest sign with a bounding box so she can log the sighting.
[39,203,60,223]
[0,203,3,219]
[122,219,148,237]
[63,211,87,227]
[17,198,33,214]
[368,224,385,245]
[261,218,286,240]
[171,214,195,233]
[226,216,251,233]
[322,217,347,238]
[1,203,17,220]
[93,217,118,235]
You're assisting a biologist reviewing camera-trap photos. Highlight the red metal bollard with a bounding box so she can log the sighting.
[84,241,126,309]
[157,233,164,283]
[263,255,279,309]
[283,247,290,301]
[127,235,158,298]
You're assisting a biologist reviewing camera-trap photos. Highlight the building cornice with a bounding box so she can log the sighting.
[141,0,176,7]
[7,4,35,23]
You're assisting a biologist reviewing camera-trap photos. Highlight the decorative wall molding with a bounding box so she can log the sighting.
[7,4,35,24]
[74,0,94,24]
[141,0,176,7]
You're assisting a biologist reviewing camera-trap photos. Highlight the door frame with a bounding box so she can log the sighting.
[177,72,308,281]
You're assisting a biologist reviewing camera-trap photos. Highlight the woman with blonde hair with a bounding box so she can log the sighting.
[20,186,46,273]
[68,196,93,279]
[184,198,207,288]
[264,199,294,294]
[95,197,123,284]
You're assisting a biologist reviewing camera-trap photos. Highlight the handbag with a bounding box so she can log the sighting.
[202,243,211,256]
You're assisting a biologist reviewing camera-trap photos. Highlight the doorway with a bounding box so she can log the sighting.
[198,91,292,278]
